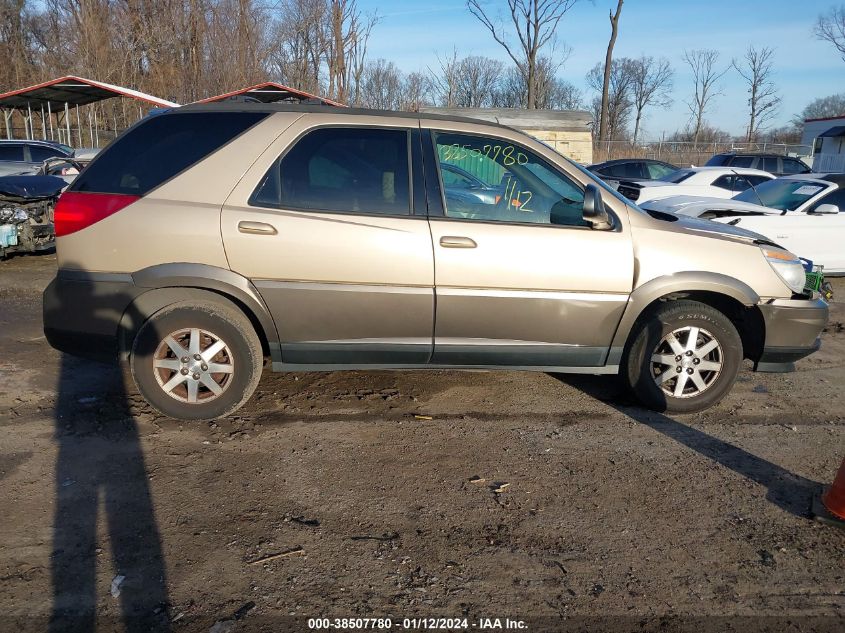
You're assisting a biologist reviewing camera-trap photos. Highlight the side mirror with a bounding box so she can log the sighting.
[812,203,839,214]
[582,184,612,229]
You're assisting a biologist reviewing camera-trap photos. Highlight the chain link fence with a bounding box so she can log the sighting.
[592,140,812,167]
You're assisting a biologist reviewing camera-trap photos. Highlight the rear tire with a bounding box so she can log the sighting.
[622,300,742,413]
[130,300,263,421]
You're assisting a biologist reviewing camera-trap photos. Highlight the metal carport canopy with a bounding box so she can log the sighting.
[197,81,345,107]
[0,76,179,110]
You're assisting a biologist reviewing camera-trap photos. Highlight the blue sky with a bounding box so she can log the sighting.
[356,0,843,138]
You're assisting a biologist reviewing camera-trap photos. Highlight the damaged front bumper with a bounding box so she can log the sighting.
[755,296,829,372]
[0,175,66,259]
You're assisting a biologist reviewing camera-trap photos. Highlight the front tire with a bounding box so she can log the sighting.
[130,301,263,421]
[622,300,742,413]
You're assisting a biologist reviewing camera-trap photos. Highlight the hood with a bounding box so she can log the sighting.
[640,195,772,217]
[0,175,68,201]
[639,207,781,247]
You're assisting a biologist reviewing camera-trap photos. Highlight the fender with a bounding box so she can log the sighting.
[608,271,761,361]
[121,263,280,359]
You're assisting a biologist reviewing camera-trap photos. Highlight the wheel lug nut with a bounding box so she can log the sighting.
[181,356,189,363]
[192,372,200,380]
[686,368,694,374]
[686,350,693,356]
[693,358,700,364]
[193,354,201,360]
[676,366,682,373]
[180,368,189,375]
[675,355,682,361]
[201,364,208,371]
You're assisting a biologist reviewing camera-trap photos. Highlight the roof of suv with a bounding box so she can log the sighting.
[713,151,799,158]
[174,101,518,132]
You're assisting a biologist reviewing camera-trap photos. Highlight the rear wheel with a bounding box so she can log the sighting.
[622,301,742,413]
[130,301,263,421]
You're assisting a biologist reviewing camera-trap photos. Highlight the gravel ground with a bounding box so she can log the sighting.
[0,253,843,633]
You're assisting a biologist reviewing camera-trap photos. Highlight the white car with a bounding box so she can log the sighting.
[617,166,774,204]
[641,174,845,275]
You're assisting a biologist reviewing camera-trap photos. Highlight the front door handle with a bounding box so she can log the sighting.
[439,236,477,248]
[238,221,277,235]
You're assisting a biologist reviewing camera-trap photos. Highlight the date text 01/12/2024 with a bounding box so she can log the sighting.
[307,617,528,630]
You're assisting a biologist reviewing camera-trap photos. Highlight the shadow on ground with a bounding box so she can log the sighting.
[551,373,822,519]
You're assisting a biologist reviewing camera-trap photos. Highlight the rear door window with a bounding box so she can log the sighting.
[29,146,68,162]
[646,162,676,179]
[252,127,411,216]
[782,158,808,174]
[729,156,755,168]
[70,111,268,195]
[762,157,779,173]
[0,145,25,161]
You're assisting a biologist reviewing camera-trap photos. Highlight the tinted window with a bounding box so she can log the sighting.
[712,175,735,191]
[29,146,67,162]
[782,158,808,174]
[729,156,755,168]
[251,127,410,215]
[434,131,587,227]
[71,112,267,195]
[0,145,24,161]
[747,175,771,186]
[704,154,729,166]
[762,157,779,173]
[605,162,644,179]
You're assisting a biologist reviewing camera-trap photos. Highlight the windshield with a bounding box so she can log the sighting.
[733,178,828,210]
[659,169,695,183]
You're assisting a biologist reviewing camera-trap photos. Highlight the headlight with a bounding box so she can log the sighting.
[762,248,806,294]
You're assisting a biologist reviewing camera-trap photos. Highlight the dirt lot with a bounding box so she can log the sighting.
[0,253,843,632]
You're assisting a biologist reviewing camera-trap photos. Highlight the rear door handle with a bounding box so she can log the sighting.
[439,236,477,248]
[238,221,277,235]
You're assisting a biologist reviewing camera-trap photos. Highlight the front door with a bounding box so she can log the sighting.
[222,121,434,365]
[425,128,634,367]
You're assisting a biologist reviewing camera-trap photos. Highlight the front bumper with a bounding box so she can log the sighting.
[755,296,829,372]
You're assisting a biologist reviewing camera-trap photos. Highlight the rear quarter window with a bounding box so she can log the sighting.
[70,111,267,195]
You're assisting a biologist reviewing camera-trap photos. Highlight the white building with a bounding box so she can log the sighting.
[802,115,845,172]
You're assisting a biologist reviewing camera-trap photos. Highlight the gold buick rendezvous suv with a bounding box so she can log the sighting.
[43,104,829,420]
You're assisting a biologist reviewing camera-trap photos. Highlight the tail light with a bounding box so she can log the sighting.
[54,192,139,237]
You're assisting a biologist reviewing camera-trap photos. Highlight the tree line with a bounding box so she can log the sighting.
[0,0,843,144]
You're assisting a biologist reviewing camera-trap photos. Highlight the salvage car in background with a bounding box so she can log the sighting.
[587,158,678,189]
[640,174,845,275]
[0,139,74,176]
[0,174,65,258]
[705,151,811,176]
[617,166,773,203]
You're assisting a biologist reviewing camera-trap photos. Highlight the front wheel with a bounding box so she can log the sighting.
[622,301,742,413]
[130,301,263,421]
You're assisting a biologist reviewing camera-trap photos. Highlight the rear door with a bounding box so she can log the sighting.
[422,124,634,367]
[222,116,435,366]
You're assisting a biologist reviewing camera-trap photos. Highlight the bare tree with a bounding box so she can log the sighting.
[793,93,845,125]
[682,49,728,145]
[815,4,845,61]
[629,56,673,145]
[466,0,580,109]
[491,65,525,107]
[454,56,503,108]
[732,45,781,142]
[587,58,634,140]
[325,0,378,103]
[401,71,432,112]
[360,58,403,110]
[534,56,581,109]
[428,49,460,107]
[598,0,623,141]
